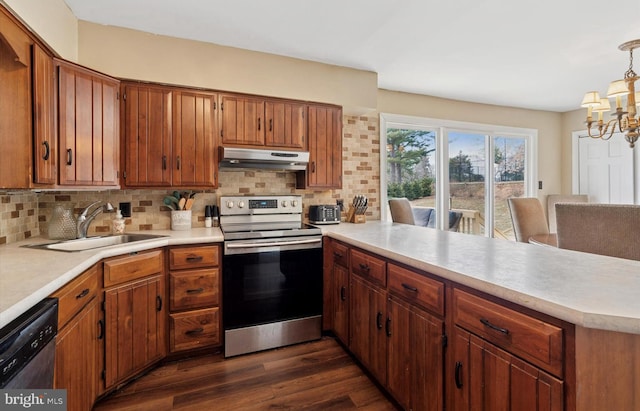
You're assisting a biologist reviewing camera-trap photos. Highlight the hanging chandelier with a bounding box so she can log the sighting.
[581,39,640,148]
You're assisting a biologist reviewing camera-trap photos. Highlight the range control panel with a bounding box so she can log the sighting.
[220,196,303,216]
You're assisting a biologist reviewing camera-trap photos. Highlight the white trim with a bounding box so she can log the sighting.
[380,113,539,235]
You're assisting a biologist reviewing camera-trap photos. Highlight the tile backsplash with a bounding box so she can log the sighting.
[0,114,381,244]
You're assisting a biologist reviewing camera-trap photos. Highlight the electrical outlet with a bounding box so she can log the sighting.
[119,202,132,217]
[336,199,344,211]
[538,181,543,190]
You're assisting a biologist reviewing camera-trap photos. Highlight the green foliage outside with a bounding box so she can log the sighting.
[388,177,434,200]
[386,128,435,200]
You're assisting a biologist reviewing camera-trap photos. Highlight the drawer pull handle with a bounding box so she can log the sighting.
[186,287,205,294]
[480,318,510,335]
[358,263,370,272]
[76,288,90,299]
[185,328,204,336]
[454,361,463,389]
[385,317,392,337]
[376,312,383,330]
[401,283,418,292]
[156,295,163,312]
[333,252,343,259]
[186,255,204,263]
[97,320,104,340]
[340,286,346,301]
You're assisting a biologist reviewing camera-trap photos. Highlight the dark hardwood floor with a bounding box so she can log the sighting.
[93,337,399,410]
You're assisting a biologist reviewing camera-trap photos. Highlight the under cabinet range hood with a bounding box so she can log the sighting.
[219,147,309,171]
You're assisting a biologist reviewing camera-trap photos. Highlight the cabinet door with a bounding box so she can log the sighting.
[104,274,166,388]
[32,44,56,185]
[265,100,306,149]
[173,90,217,186]
[220,94,264,146]
[122,83,172,187]
[350,275,387,384]
[305,104,342,188]
[0,8,33,189]
[411,305,444,411]
[387,297,412,410]
[452,327,563,411]
[58,62,119,186]
[54,298,99,411]
[332,263,349,345]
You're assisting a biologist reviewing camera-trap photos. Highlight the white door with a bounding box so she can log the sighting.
[578,136,634,204]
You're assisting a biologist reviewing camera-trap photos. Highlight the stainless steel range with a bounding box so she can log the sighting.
[220,195,323,357]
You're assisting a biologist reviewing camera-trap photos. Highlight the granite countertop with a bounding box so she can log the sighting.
[0,228,224,328]
[319,221,640,335]
[2,222,640,335]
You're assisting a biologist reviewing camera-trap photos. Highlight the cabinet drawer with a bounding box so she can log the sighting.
[52,264,99,329]
[169,245,219,270]
[169,268,219,311]
[170,308,220,352]
[453,289,563,377]
[388,263,444,316]
[331,241,349,268]
[350,248,386,287]
[103,249,164,287]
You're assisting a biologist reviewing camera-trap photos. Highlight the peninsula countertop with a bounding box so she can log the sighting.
[319,221,640,335]
[2,222,640,335]
[0,228,224,328]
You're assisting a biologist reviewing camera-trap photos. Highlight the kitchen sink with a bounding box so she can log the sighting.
[24,234,168,252]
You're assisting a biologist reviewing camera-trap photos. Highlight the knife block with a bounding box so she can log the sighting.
[347,205,366,224]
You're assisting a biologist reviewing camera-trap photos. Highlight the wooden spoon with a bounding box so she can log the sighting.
[178,198,186,210]
[185,198,194,210]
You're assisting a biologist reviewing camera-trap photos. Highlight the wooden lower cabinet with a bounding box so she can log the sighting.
[350,275,388,384]
[168,245,221,353]
[55,298,100,411]
[387,296,444,411]
[52,264,102,411]
[103,250,166,389]
[451,327,563,411]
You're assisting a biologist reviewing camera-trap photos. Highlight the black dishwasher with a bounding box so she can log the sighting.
[0,298,58,388]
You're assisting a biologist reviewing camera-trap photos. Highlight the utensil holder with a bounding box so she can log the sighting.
[171,210,192,231]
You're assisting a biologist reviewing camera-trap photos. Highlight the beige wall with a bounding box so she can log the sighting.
[378,89,565,199]
[560,108,587,193]
[2,0,77,61]
[77,21,377,115]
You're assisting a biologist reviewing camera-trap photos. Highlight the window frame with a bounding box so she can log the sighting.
[380,113,538,236]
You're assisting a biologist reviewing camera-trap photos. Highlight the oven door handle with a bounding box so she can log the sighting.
[226,238,322,249]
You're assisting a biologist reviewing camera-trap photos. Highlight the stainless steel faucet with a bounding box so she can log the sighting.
[76,201,114,239]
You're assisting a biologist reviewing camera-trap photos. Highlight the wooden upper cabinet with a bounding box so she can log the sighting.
[121,83,217,188]
[265,100,307,150]
[301,104,342,189]
[32,44,57,185]
[122,83,173,187]
[57,60,119,186]
[0,7,33,188]
[220,94,265,146]
[173,90,217,187]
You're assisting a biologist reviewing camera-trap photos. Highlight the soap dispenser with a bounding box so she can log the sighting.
[112,209,125,234]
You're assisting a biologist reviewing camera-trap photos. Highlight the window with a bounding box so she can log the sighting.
[380,113,538,240]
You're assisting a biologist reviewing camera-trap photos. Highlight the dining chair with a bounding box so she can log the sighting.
[507,197,549,243]
[546,194,589,233]
[388,198,416,225]
[555,203,640,261]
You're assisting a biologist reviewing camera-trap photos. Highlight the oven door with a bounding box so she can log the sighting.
[222,236,323,331]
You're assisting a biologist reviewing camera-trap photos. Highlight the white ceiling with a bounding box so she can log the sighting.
[63,0,640,113]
